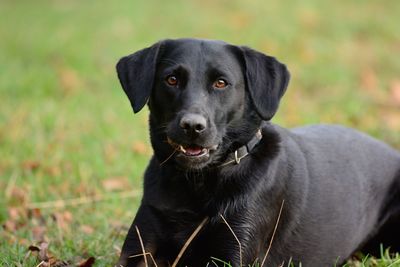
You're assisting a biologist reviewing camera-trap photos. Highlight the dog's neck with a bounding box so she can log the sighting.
[218,129,262,167]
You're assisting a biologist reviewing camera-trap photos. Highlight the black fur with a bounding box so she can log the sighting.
[115,38,400,266]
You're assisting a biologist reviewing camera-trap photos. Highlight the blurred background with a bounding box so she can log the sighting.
[1,0,399,266]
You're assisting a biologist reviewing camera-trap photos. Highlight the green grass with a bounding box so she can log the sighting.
[1,0,399,266]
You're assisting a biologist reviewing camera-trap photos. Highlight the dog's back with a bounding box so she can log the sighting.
[270,124,400,265]
[290,124,400,187]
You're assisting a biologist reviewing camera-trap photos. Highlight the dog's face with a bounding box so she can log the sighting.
[150,40,249,169]
[116,39,290,169]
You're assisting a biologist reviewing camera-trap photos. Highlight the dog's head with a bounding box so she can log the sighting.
[116,39,289,169]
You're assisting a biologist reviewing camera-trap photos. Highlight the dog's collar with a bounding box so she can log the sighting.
[218,130,262,167]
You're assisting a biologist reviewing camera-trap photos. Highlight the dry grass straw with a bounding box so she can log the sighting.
[261,199,285,267]
[26,190,140,209]
[135,226,149,267]
[171,217,209,267]
[220,214,243,267]
[128,252,158,267]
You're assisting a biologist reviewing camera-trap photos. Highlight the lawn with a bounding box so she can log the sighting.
[1,0,400,266]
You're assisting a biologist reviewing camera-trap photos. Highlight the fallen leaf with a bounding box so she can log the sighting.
[28,245,41,252]
[22,160,41,171]
[3,219,17,232]
[382,110,400,130]
[77,257,95,267]
[27,242,70,267]
[228,12,251,30]
[28,242,49,262]
[52,211,73,231]
[29,208,42,219]
[104,143,118,163]
[58,66,82,95]
[8,207,22,220]
[32,226,46,242]
[131,141,149,155]
[80,225,94,234]
[44,165,62,177]
[4,207,28,231]
[110,220,129,231]
[360,68,377,92]
[39,242,49,262]
[298,8,320,29]
[8,187,28,206]
[102,176,130,192]
[390,79,400,106]
[29,208,46,225]
[75,180,98,196]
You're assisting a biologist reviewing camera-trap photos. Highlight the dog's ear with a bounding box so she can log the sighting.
[116,41,163,113]
[231,46,290,120]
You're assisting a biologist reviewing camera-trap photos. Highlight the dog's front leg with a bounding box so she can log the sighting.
[116,204,166,267]
[199,218,263,267]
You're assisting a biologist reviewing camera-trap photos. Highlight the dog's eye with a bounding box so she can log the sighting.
[165,75,178,86]
[213,79,228,89]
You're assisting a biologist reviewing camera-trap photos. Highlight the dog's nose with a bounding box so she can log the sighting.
[179,114,207,134]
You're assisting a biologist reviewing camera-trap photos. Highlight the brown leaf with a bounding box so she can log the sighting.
[298,8,320,29]
[360,68,377,91]
[77,257,95,267]
[102,176,130,192]
[62,211,73,222]
[227,12,251,30]
[103,143,118,163]
[28,245,41,252]
[8,187,28,206]
[131,141,150,155]
[52,211,73,230]
[38,242,50,261]
[44,165,62,177]
[75,181,93,195]
[32,226,46,242]
[382,110,400,130]
[58,66,82,95]
[29,208,42,219]
[4,207,28,231]
[390,79,400,106]
[80,224,94,234]
[3,219,17,231]
[27,242,69,267]
[8,207,22,220]
[29,208,46,225]
[22,160,41,171]
[28,242,50,261]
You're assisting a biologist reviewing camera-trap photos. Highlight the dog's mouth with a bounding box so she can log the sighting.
[178,145,208,157]
[167,138,218,158]
[177,144,219,157]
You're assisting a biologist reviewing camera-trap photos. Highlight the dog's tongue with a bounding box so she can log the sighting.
[185,146,203,156]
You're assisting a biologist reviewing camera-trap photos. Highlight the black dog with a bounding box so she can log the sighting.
[115,39,400,266]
